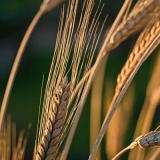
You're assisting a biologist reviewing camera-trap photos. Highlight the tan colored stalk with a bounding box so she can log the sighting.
[115,18,160,100]
[135,86,160,160]
[106,84,135,160]
[89,15,160,159]
[90,60,106,160]
[149,148,160,160]
[111,141,137,160]
[128,50,160,160]
[0,0,64,131]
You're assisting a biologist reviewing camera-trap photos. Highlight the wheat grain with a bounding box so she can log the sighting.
[35,77,71,160]
[108,0,159,50]
[114,17,160,100]
[101,0,160,58]
[136,131,160,148]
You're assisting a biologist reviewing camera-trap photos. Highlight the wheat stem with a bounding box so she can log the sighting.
[111,142,137,160]
[89,26,160,159]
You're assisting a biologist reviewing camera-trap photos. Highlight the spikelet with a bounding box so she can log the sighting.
[101,0,160,57]
[35,77,71,160]
[115,16,160,99]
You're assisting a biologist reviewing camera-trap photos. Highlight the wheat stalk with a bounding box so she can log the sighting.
[135,86,160,160]
[89,13,160,159]
[129,49,160,160]
[105,83,135,160]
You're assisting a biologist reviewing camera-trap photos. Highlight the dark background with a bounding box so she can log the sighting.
[0,0,159,159]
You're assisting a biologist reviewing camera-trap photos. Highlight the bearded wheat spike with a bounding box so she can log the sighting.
[35,77,71,160]
[34,0,105,159]
[114,17,160,99]
[101,0,160,58]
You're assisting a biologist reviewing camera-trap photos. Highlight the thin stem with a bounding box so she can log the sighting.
[88,34,160,160]
[0,10,43,130]
[111,142,137,160]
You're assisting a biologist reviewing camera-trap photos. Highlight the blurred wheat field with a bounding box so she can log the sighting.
[0,0,160,159]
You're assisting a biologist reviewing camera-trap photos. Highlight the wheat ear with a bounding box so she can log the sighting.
[135,86,160,160]
[101,0,160,58]
[35,77,71,160]
[114,17,160,100]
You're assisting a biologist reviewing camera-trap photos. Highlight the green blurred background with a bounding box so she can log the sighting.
[0,0,159,159]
